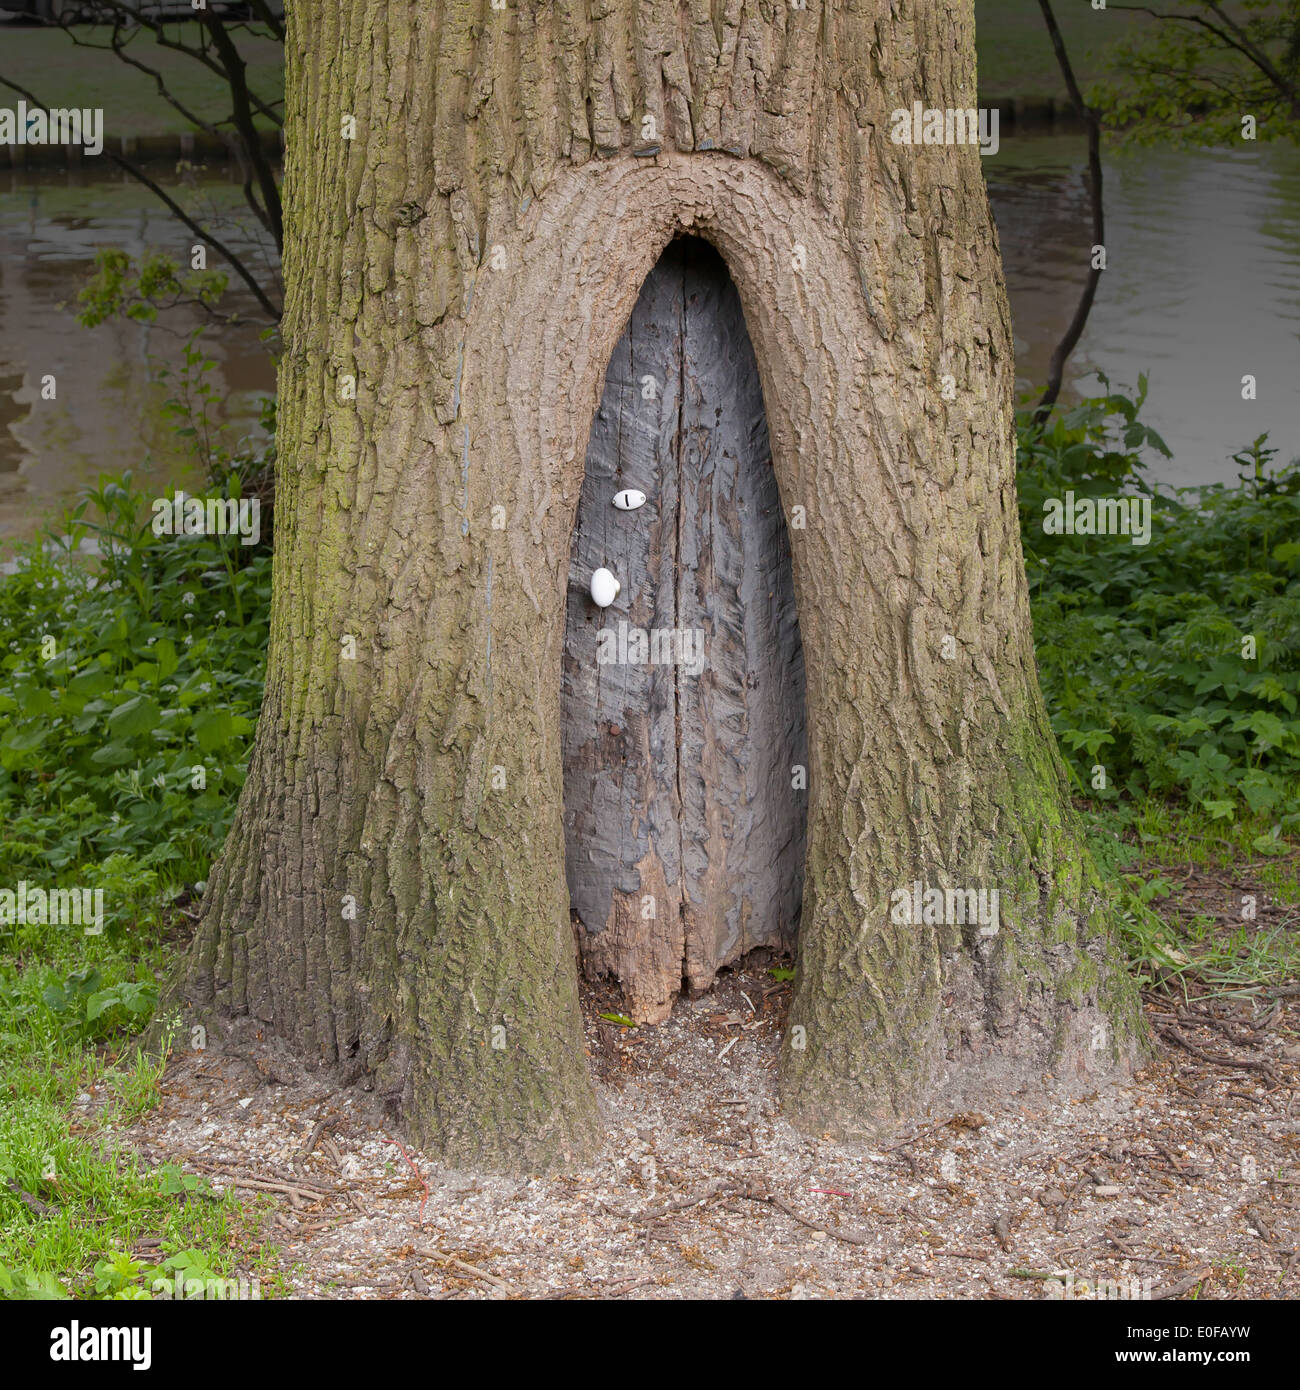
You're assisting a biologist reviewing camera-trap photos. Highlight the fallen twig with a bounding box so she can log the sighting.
[383,1136,430,1226]
[1158,1027,1279,1085]
[733,1185,871,1246]
[1151,1267,1211,1301]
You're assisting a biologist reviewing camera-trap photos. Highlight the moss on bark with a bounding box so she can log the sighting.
[174,0,1145,1169]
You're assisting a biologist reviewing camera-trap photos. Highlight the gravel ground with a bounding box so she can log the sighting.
[113,946,1299,1301]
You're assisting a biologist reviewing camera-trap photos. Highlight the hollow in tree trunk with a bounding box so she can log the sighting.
[172,0,1144,1170]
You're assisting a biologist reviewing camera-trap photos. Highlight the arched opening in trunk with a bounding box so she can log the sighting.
[562,235,808,1024]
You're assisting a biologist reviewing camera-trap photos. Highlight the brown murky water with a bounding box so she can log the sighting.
[1,135,1298,542]
[0,162,278,543]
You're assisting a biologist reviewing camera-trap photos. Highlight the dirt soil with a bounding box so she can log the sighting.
[112,878,1300,1301]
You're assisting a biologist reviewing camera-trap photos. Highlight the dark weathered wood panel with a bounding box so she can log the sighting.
[676,242,807,988]
[563,238,806,1021]
[562,248,686,1021]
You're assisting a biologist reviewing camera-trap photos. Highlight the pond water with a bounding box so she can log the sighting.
[989,134,1300,488]
[1,134,1298,541]
[0,164,278,545]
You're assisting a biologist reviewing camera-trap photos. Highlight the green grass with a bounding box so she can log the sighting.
[1084,800,1300,999]
[0,25,282,140]
[0,338,274,1299]
[0,910,273,1299]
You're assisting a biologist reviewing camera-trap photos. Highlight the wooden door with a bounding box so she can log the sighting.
[562,238,806,1023]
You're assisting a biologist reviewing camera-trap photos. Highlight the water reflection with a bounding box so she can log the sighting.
[1,135,1299,541]
[0,162,278,543]
[987,134,1300,486]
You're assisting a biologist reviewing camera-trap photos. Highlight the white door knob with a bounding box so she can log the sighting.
[590,568,621,607]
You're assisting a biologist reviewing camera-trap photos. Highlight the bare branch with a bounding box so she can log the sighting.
[245,0,286,44]
[1203,0,1300,111]
[202,9,283,253]
[0,72,282,323]
[81,0,284,128]
[76,16,226,141]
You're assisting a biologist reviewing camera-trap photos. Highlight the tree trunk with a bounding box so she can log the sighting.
[174,0,1143,1170]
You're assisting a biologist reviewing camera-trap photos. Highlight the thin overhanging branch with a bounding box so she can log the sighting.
[202,9,283,254]
[1203,0,1300,110]
[1108,3,1300,112]
[244,0,286,45]
[1034,0,1105,421]
[56,16,225,143]
[77,0,285,128]
[0,73,282,323]
[55,11,281,244]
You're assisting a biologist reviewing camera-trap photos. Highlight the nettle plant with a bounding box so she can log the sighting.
[0,467,271,920]
[1018,376,1300,842]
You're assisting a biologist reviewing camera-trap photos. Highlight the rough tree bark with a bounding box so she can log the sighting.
[174,0,1144,1169]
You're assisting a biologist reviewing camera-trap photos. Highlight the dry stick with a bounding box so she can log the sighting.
[440,1256,516,1294]
[1158,1026,1280,1084]
[1226,1088,1271,1108]
[734,1187,872,1247]
[882,1121,944,1153]
[603,1276,655,1297]
[992,1214,1014,1253]
[188,1160,334,1196]
[1177,1009,1261,1045]
[299,1109,338,1161]
[6,1181,56,1218]
[319,1135,346,1169]
[1151,1141,1197,1185]
[534,1275,654,1301]
[383,1137,430,1226]
[409,1246,521,1297]
[1151,1268,1212,1301]
[1246,1207,1276,1243]
[209,1177,322,1210]
[634,1179,735,1223]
